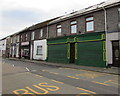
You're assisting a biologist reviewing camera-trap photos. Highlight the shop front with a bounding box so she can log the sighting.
[21,42,30,59]
[47,32,106,67]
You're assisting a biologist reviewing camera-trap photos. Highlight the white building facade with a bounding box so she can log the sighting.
[33,39,47,60]
[0,39,6,57]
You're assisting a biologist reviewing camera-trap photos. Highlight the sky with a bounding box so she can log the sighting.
[0,0,106,39]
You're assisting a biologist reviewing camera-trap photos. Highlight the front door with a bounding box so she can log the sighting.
[70,43,75,63]
[112,41,120,67]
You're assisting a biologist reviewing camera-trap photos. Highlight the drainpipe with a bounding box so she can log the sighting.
[47,23,49,39]
[102,6,108,67]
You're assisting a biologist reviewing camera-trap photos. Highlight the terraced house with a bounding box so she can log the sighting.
[1,0,119,68]
[17,18,57,60]
[47,0,120,67]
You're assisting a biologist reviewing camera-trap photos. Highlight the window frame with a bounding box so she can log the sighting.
[21,35,22,42]
[86,16,94,32]
[25,34,28,41]
[31,32,34,40]
[17,35,19,42]
[70,20,77,34]
[56,24,62,36]
[118,8,120,30]
[39,29,43,39]
[36,46,43,55]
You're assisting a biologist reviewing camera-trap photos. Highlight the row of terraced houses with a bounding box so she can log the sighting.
[0,0,120,67]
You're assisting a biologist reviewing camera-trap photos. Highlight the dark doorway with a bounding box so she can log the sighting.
[112,40,120,67]
[70,43,75,63]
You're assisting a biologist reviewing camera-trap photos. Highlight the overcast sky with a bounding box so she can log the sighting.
[0,0,106,39]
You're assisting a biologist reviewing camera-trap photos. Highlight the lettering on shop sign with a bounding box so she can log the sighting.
[13,82,59,95]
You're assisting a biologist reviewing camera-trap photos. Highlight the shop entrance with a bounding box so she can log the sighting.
[70,43,75,63]
[112,40,120,67]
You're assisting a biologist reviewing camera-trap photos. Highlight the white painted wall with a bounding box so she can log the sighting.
[0,39,6,57]
[106,32,119,64]
[16,44,19,57]
[30,44,33,60]
[33,39,47,60]
[0,41,2,57]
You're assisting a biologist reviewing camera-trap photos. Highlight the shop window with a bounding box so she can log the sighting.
[39,29,43,39]
[86,17,94,32]
[36,46,42,55]
[57,25,62,36]
[70,21,77,34]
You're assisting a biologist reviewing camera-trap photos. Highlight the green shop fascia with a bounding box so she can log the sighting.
[46,32,106,67]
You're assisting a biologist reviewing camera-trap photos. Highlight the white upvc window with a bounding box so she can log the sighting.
[17,36,19,42]
[21,35,22,42]
[118,8,120,29]
[31,32,34,40]
[11,38,12,43]
[39,29,43,39]
[13,37,16,43]
[70,21,77,34]
[36,46,42,55]
[25,34,28,41]
[57,25,62,36]
[86,16,94,32]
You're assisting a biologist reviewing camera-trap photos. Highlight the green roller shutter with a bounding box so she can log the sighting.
[47,44,69,63]
[75,41,106,67]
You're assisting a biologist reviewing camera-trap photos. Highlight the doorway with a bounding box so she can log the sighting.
[70,43,75,63]
[112,40,120,67]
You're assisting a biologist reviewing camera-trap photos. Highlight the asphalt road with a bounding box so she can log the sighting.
[2,58,120,96]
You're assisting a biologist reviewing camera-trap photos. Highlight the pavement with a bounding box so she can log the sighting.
[6,58,120,75]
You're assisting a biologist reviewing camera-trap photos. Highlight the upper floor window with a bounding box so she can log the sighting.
[57,25,62,36]
[17,36,19,42]
[118,8,120,29]
[13,37,16,43]
[86,16,94,32]
[70,21,77,34]
[39,29,43,39]
[31,32,34,40]
[21,35,22,42]
[11,38,12,43]
[118,8,120,20]
[25,34,28,41]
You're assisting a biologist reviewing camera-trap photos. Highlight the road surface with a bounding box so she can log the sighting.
[1,58,120,96]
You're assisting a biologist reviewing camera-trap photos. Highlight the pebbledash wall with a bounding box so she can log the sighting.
[47,32,106,67]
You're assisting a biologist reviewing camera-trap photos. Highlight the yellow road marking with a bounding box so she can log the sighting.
[35,75,43,77]
[110,82,120,85]
[92,81,109,86]
[51,80,64,84]
[49,72,59,75]
[103,80,114,83]
[103,80,120,85]
[76,87,96,94]
[76,73,105,79]
[67,76,80,79]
